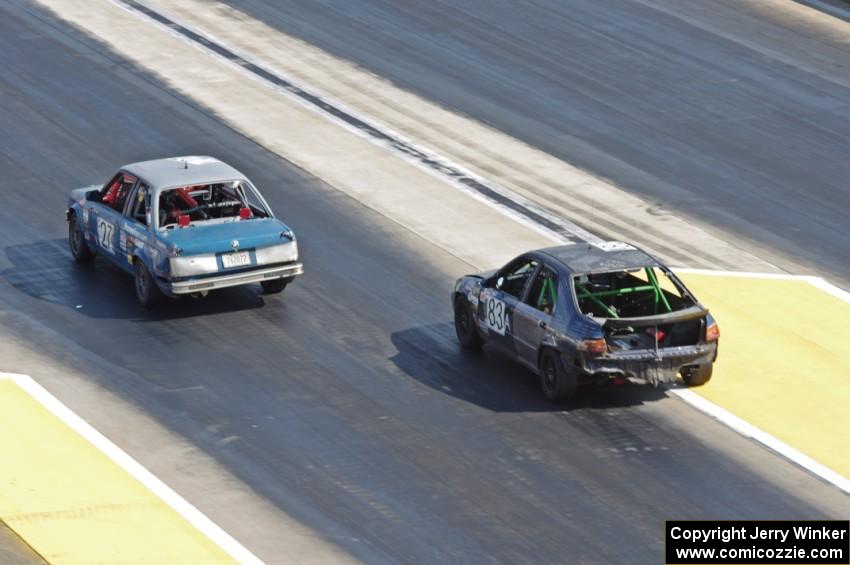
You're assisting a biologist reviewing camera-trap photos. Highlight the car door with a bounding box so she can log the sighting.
[477,257,539,355]
[513,264,559,369]
[118,182,152,273]
[88,172,137,265]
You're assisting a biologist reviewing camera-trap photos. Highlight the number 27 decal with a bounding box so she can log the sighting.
[484,296,509,335]
[97,218,115,252]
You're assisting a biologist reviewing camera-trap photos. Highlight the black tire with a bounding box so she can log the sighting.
[68,213,94,263]
[134,260,162,308]
[682,363,713,386]
[261,278,287,294]
[454,296,483,349]
[539,349,577,402]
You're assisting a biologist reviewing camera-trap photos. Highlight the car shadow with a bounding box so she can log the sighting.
[1,239,266,320]
[390,323,669,413]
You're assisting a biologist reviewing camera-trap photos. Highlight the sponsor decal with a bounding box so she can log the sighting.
[82,208,89,223]
[119,231,127,251]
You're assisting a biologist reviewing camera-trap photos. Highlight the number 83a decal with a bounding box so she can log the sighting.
[484,296,509,335]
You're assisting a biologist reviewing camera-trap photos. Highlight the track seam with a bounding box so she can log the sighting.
[113,0,604,247]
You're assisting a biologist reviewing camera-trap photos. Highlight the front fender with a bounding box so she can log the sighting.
[65,201,82,221]
[453,275,485,300]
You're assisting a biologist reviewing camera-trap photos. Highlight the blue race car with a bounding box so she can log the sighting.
[452,242,719,401]
[66,156,303,307]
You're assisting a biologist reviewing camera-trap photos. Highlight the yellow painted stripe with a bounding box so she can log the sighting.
[679,274,850,479]
[0,380,233,564]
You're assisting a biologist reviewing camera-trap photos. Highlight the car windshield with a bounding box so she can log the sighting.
[573,267,695,318]
[158,180,270,228]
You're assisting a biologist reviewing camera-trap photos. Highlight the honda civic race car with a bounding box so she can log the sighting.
[66,156,303,307]
[452,242,719,401]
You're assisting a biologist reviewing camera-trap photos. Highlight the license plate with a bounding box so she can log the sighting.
[222,251,250,268]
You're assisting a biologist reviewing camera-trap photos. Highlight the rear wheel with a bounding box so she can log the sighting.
[68,214,94,263]
[261,278,287,294]
[454,296,483,349]
[134,260,162,308]
[682,364,713,386]
[539,349,577,402]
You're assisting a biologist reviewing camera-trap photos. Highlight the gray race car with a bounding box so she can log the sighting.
[452,242,719,401]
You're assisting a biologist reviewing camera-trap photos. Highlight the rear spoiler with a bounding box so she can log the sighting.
[600,305,708,329]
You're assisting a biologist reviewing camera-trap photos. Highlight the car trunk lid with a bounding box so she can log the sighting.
[600,306,708,352]
[161,218,286,256]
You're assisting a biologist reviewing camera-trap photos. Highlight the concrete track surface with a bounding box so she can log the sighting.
[222,0,850,286]
[1,1,848,564]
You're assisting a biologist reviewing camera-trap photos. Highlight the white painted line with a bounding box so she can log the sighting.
[0,372,263,565]
[110,0,602,247]
[675,268,850,304]
[671,388,850,495]
[674,267,805,280]
[803,276,850,304]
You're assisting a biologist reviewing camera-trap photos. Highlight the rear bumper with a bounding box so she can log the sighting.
[580,344,717,385]
[170,262,303,294]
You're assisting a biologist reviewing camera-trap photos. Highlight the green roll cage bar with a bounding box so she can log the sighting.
[575,267,673,318]
[537,274,557,310]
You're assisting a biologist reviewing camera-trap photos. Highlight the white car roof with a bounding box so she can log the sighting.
[121,156,247,191]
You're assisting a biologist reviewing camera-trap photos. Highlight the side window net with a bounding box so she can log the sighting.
[100,173,136,213]
[496,259,538,298]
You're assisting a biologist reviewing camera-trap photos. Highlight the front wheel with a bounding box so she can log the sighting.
[682,364,713,386]
[261,278,287,294]
[539,349,577,402]
[68,214,94,263]
[134,260,162,308]
[454,296,483,349]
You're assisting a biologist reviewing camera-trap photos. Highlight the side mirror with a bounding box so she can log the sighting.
[85,189,101,202]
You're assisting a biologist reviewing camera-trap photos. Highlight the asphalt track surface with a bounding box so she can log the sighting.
[1,2,848,564]
[222,0,850,286]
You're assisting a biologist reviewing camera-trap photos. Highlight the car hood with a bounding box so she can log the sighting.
[160,218,292,255]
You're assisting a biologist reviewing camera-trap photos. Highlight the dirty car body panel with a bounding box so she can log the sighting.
[66,156,303,302]
[453,242,718,395]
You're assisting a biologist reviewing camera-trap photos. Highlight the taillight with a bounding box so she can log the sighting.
[581,338,607,354]
[705,322,720,342]
[645,327,665,343]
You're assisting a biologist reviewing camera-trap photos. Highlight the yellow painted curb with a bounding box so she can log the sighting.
[0,379,233,564]
[679,273,850,480]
